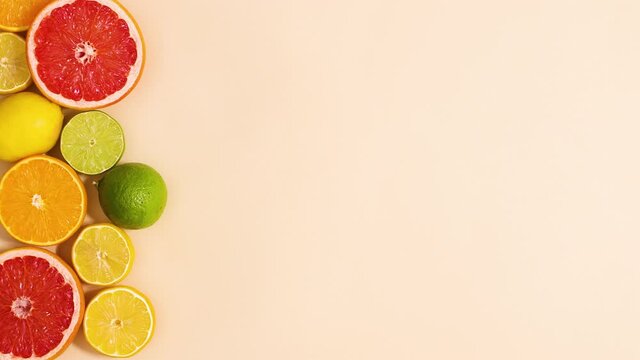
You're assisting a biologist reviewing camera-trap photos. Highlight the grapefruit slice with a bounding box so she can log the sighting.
[26,0,145,110]
[0,247,84,359]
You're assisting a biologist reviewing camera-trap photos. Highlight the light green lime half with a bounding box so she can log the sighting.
[61,111,125,175]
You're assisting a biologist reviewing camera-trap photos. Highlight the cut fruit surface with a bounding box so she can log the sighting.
[0,32,31,94]
[0,0,52,32]
[0,247,84,359]
[26,0,145,109]
[72,223,135,286]
[0,155,87,245]
[84,286,155,357]
[61,111,125,175]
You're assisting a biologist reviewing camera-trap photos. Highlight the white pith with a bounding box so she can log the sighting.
[11,297,32,319]
[26,0,144,109]
[74,41,97,64]
[0,249,82,360]
[30,194,44,209]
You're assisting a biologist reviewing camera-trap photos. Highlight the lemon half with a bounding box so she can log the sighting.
[72,224,135,286]
[84,286,155,358]
[0,32,31,94]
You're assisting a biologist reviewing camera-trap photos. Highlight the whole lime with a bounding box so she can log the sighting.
[98,163,167,229]
[0,92,63,162]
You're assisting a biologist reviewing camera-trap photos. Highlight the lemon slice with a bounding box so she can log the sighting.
[84,286,155,357]
[0,32,31,94]
[61,111,125,175]
[72,224,134,286]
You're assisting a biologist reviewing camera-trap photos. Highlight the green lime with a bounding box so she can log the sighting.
[60,111,125,175]
[98,163,168,229]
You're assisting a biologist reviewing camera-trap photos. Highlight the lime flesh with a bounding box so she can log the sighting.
[61,111,125,175]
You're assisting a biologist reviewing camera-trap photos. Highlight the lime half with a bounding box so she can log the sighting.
[61,111,125,175]
[0,32,31,94]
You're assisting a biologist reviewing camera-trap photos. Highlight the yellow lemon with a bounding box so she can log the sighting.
[0,92,63,162]
[84,286,155,357]
[0,32,31,94]
[72,224,135,286]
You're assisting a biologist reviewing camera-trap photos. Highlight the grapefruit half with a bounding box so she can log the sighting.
[26,0,145,110]
[0,247,84,359]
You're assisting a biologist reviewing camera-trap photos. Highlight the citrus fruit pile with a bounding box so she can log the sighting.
[0,0,164,358]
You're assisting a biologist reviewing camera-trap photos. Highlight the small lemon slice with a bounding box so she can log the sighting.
[0,32,31,94]
[84,286,155,358]
[72,224,134,286]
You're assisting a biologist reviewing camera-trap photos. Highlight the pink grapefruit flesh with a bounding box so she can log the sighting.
[27,0,144,109]
[0,247,84,359]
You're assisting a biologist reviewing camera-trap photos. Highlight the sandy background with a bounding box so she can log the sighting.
[2,0,640,358]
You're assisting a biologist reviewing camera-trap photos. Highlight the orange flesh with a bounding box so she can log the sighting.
[0,0,52,31]
[0,156,87,245]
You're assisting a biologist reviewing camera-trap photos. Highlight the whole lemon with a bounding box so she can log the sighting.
[0,92,63,162]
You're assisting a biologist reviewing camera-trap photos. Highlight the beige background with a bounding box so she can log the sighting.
[2,0,640,358]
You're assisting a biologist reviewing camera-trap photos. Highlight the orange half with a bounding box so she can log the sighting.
[0,155,87,245]
[0,0,53,32]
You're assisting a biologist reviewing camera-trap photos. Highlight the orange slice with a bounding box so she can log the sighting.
[0,0,52,32]
[0,155,87,245]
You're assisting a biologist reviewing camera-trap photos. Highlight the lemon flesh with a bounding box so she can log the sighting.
[0,32,31,94]
[84,286,155,357]
[0,92,63,162]
[72,224,134,286]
